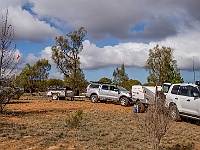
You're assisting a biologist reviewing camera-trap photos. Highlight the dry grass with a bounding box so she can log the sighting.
[0,96,200,149]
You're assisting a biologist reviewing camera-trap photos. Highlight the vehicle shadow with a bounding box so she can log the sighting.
[181,117,200,126]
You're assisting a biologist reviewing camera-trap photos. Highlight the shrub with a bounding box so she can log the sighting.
[65,109,83,128]
[135,98,172,150]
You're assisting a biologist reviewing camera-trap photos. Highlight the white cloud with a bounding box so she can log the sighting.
[28,0,200,42]
[0,2,60,42]
[49,72,63,80]
[0,0,199,81]
[80,40,151,70]
[25,53,38,65]
[80,26,200,71]
[39,46,55,66]
[159,26,200,70]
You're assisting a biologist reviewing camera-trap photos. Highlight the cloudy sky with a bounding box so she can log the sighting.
[0,0,200,84]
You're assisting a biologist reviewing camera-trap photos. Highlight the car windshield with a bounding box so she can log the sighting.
[118,86,127,91]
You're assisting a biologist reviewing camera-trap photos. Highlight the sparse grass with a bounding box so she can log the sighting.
[0,98,200,149]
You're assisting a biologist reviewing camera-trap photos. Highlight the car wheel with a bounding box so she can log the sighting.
[90,94,98,103]
[169,104,181,121]
[120,97,129,106]
[136,101,145,113]
[52,93,58,100]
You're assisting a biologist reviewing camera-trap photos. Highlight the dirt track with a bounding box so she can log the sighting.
[1,96,200,150]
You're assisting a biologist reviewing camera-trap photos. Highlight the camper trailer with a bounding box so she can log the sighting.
[132,85,162,112]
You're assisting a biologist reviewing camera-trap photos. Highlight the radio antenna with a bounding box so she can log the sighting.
[193,56,195,83]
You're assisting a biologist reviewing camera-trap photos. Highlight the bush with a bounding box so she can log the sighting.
[135,98,172,150]
[65,109,83,128]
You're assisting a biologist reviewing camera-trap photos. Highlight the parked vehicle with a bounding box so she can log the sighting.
[165,81,200,121]
[131,85,162,112]
[46,86,73,100]
[86,82,133,106]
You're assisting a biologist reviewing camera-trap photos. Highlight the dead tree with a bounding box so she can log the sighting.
[135,97,172,150]
[0,10,19,113]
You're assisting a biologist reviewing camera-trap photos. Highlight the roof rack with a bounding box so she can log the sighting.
[90,81,115,85]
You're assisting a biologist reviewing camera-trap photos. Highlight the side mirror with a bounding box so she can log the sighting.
[193,92,199,97]
[114,89,119,92]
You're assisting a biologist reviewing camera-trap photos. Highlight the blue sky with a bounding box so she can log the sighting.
[0,0,200,84]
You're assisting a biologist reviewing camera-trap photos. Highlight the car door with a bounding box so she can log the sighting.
[189,86,200,116]
[177,86,198,115]
[99,84,110,99]
[109,85,119,100]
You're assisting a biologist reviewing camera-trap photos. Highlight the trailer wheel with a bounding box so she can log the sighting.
[59,97,65,100]
[52,93,58,100]
[136,101,145,113]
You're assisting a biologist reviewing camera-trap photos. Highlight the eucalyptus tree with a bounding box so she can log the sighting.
[13,59,51,92]
[113,63,129,84]
[145,44,183,85]
[51,27,87,92]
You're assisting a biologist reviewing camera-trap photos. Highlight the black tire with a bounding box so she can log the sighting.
[59,97,65,100]
[52,93,58,100]
[90,94,98,103]
[120,97,129,106]
[169,104,181,121]
[136,101,145,113]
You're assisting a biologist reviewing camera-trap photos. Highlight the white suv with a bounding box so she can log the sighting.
[86,82,132,106]
[165,82,200,121]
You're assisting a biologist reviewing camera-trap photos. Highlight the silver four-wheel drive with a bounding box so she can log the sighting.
[85,82,133,106]
[165,81,200,121]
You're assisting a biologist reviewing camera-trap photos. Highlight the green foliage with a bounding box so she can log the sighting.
[165,67,184,84]
[46,78,64,87]
[145,44,183,85]
[65,109,83,128]
[13,59,51,93]
[33,59,51,81]
[13,63,35,93]
[123,79,141,91]
[113,63,141,91]
[51,27,87,92]
[113,63,129,84]
[143,82,156,86]
[64,68,88,93]
[98,77,112,83]
[0,86,23,113]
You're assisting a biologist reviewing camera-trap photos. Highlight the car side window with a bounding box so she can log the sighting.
[102,85,109,90]
[171,85,180,94]
[90,84,100,88]
[178,86,189,96]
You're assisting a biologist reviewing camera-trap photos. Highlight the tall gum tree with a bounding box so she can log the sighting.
[144,44,183,85]
[51,27,87,92]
